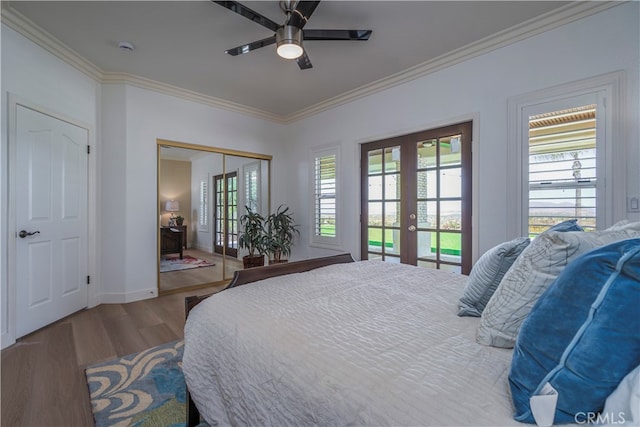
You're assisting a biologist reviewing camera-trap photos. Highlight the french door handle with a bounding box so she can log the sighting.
[408,225,416,232]
[18,230,40,238]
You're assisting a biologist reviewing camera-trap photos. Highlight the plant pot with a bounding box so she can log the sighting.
[243,255,265,269]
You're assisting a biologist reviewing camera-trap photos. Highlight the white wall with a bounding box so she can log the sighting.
[99,85,286,301]
[100,84,128,301]
[1,24,100,348]
[280,2,640,262]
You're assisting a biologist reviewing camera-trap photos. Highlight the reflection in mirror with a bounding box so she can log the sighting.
[223,156,270,280]
[159,146,224,293]
[158,142,271,295]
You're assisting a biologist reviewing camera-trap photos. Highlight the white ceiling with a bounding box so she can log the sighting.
[6,1,579,120]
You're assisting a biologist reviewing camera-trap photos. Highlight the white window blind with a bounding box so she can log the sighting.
[199,178,209,231]
[312,147,340,247]
[528,104,597,236]
[243,162,260,213]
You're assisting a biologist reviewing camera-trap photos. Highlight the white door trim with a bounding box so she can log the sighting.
[3,94,98,349]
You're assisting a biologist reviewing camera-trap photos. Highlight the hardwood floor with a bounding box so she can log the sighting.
[159,248,244,293]
[1,285,225,427]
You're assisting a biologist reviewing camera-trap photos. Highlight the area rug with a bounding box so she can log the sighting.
[85,340,187,427]
[160,255,214,273]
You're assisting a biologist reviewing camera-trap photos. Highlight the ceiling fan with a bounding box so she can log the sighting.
[213,0,372,70]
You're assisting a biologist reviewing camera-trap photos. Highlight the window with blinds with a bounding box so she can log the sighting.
[312,147,340,247]
[244,162,260,213]
[528,104,597,236]
[199,178,209,231]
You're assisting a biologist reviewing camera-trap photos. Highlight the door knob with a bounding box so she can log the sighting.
[408,225,416,232]
[19,230,40,238]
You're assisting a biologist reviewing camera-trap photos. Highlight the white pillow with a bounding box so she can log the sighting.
[601,364,640,426]
[476,221,640,348]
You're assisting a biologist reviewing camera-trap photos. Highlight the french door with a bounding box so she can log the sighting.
[214,172,238,257]
[360,122,472,274]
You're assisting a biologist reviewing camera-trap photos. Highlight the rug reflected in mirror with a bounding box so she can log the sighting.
[85,340,187,427]
[160,255,214,273]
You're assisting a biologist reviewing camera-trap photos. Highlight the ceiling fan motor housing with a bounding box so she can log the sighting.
[276,25,303,59]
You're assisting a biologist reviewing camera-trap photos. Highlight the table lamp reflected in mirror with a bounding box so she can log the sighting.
[165,200,180,226]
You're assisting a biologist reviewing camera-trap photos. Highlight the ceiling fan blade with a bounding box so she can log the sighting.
[289,1,321,28]
[303,29,372,41]
[296,51,313,70]
[225,36,277,56]
[213,1,280,33]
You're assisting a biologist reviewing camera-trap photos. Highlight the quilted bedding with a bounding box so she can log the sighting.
[183,260,518,426]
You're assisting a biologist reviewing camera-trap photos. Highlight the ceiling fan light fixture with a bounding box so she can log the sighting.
[276,25,303,59]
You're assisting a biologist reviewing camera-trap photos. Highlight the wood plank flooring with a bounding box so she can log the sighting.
[159,249,243,293]
[1,284,225,427]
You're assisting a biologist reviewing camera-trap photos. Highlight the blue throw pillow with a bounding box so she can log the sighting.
[544,219,583,233]
[458,237,530,317]
[509,238,640,424]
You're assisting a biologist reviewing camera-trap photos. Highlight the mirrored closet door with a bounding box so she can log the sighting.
[157,140,271,294]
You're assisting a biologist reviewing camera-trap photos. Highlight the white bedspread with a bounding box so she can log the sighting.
[183,260,520,426]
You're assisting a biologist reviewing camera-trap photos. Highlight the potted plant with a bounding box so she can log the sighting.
[175,215,185,226]
[265,205,299,264]
[238,206,267,268]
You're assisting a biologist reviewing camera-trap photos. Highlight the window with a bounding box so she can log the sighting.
[507,72,624,237]
[528,105,597,236]
[243,162,260,213]
[311,146,340,247]
[198,178,208,231]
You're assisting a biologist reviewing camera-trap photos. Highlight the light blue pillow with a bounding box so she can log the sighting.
[509,238,640,424]
[458,237,530,317]
[477,222,640,348]
[544,219,583,233]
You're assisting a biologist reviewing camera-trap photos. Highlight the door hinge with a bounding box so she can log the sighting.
[87,275,91,285]
[87,145,91,154]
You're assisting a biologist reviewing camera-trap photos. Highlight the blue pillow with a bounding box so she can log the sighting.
[458,237,530,317]
[509,238,640,424]
[544,219,583,233]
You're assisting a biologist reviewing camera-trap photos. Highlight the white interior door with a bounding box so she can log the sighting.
[15,105,88,338]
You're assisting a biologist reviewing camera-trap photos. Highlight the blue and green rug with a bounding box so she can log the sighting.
[85,340,187,427]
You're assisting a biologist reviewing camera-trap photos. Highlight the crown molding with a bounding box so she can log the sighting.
[2,1,622,125]
[101,73,285,124]
[284,1,621,123]
[1,5,283,123]
[1,5,104,81]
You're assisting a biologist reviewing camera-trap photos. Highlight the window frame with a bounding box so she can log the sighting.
[507,71,625,237]
[310,145,342,249]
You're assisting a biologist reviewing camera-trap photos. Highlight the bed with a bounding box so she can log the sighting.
[183,226,640,427]
[183,254,517,426]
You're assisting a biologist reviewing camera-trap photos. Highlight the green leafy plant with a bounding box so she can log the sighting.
[238,206,267,257]
[265,205,299,262]
[175,215,184,225]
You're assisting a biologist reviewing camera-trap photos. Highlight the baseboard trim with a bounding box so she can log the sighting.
[1,331,16,350]
[98,288,158,304]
